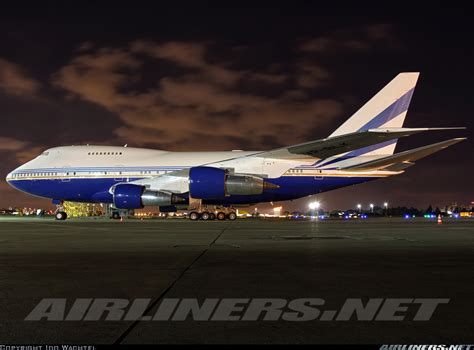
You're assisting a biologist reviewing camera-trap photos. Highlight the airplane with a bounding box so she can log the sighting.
[6,72,466,221]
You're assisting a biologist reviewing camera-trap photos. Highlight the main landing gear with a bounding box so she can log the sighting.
[54,202,68,221]
[188,207,237,221]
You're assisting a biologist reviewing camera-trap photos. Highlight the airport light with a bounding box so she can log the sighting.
[357,204,362,213]
[384,202,388,208]
[308,201,320,210]
[309,201,320,219]
[370,203,374,213]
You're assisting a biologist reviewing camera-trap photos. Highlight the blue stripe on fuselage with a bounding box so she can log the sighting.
[7,175,378,205]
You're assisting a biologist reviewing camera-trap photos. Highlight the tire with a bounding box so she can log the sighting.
[189,212,200,221]
[227,212,237,221]
[201,212,210,220]
[111,212,121,220]
[209,213,216,220]
[55,211,67,221]
[217,212,226,220]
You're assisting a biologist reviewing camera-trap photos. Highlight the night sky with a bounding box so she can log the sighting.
[0,3,472,211]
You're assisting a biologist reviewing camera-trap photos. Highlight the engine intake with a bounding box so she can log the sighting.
[113,184,185,209]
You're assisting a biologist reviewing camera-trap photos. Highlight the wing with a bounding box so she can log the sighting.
[130,168,191,193]
[336,138,466,171]
[256,127,465,160]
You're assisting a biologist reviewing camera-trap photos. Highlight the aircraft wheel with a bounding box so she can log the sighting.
[217,212,226,220]
[201,212,210,220]
[111,212,121,220]
[209,213,216,220]
[227,212,237,221]
[189,212,200,221]
[55,211,67,221]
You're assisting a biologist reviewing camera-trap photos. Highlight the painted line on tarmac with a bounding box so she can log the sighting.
[113,221,233,344]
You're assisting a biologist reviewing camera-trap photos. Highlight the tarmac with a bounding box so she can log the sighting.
[0,216,473,344]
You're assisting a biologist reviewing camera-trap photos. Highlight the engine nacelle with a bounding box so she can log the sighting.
[113,184,144,209]
[113,184,185,209]
[189,167,226,198]
[189,166,276,199]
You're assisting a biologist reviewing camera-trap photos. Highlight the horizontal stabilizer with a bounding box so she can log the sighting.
[339,138,466,171]
[260,127,463,160]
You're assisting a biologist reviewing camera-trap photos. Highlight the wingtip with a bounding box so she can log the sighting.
[414,127,466,131]
[435,127,467,130]
[439,137,467,147]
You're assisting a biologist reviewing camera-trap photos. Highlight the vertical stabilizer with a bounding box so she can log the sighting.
[329,72,419,156]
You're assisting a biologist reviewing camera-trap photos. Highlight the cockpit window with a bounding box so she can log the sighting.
[41,151,49,156]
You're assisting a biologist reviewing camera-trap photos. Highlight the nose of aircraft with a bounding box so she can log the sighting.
[6,169,14,183]
[5,165,36,196]
[5,162,30,187]
[6,167,19,188]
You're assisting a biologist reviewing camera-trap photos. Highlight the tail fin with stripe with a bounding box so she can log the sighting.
[329,72,419,156]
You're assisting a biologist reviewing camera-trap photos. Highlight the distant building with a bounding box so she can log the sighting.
[443,202,473,217]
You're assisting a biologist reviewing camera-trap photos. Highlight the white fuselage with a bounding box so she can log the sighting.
[5,145,395,206]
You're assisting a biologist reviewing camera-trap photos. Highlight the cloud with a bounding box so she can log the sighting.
[14,145,46,163]
[244,72,287,85]
[0,137,45,164]
[131,40,241,86]
[295,61,330,88]
[52,41,344,150]
[299,24,398,53]
[132,41,207,68]
[0,136,29,151]
[0,58,40,96]
[53,48,142,109]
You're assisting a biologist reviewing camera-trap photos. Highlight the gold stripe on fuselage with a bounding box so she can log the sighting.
[10,170,401,181]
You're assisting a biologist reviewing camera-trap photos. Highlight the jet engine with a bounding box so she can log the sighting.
[113,183,185,209]
[188,166,278,199]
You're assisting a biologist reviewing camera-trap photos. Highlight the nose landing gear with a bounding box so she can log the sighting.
[55,211,68,221]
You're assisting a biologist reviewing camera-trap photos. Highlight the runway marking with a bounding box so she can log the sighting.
[113,222,232,345]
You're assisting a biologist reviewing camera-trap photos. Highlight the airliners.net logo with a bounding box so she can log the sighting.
[380,346,473,350]
[24,298,450,321]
